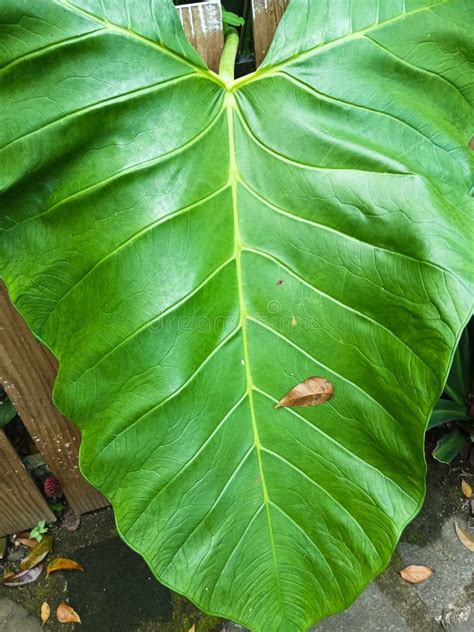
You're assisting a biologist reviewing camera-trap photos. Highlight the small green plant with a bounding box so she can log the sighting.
[0,394,16,429]
[30,520,49,543]
[221,7,245,28]
[48,501,65,515]
[429,323,473,464]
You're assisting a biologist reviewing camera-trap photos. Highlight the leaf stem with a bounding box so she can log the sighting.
[219,27,239,85]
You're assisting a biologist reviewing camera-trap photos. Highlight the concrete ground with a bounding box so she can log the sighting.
[0,458,472,632]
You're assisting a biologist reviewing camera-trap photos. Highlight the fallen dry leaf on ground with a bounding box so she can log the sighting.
[16,537,38,549]
[62,508,81,532]
[40,602,50,626]
[276,377,333,408]
[57,602,81,624]
[47,558,84,577]
[3,565,43,587]
[461,479,473,499]
[0,536,6,559]
[399,565,433,584]
[20,535,53,570]
[455,523,474,552]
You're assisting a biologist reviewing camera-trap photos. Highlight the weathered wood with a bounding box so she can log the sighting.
[252,0,289,66]
[0,430,55,537]
[178,1,224,72]
[0,283,108,516]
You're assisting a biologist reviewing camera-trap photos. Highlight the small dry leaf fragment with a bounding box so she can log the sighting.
[276,377,333,408]
[20,535,53,570]
[62,508,81,532]
[40,602,51,626]
[455,522,474,552]
[46,558,84,577]
[57,602,81,624]
[461,479,473,499]
[3,565,43,587]
[188,625,196,632]
[399,565,433,584]
[16,537,38,549]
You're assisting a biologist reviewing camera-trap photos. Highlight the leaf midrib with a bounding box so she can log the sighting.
[225,90,283,606]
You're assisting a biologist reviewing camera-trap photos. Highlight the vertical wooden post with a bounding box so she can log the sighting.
[251,0,289,66]
[0,430,55,537]
[177,1,224,72]
[0,283,108,517]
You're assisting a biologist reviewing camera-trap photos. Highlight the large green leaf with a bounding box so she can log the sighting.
[0,1,473,629]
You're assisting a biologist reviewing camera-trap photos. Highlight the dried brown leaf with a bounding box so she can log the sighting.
[455,523,474,552]
[276,377,333,409]
[62,508,81,532]
[57,602,81,624]
[20,535,53,570]
[3,565,43,587]
[16,537,38,549]
[399,565,433,584]
[461,479,473,499]
[40,602,51,627]
[46,558,84,577]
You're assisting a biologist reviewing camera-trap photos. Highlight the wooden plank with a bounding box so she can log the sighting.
[0,283,108,515]
[178,1,224,72]
[252,0,289,66]
[0,430,55,537]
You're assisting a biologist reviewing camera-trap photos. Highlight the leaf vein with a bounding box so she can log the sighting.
[1,73,194,153]
[243,245,438,382]
[72,255,236,384]
[1,27,106,72]
[246,315,406,434]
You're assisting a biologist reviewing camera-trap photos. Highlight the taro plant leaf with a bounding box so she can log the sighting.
[432,430,467,464]
[0,1,473,630]
[427,399,471,430]
[445,323,471,404]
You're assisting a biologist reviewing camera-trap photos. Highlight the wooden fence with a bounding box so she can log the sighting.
[0,0,288,538]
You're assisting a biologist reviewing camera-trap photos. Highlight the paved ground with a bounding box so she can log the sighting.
[0,458,472,631]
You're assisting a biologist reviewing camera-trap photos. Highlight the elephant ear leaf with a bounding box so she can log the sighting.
[0,0,473,630]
